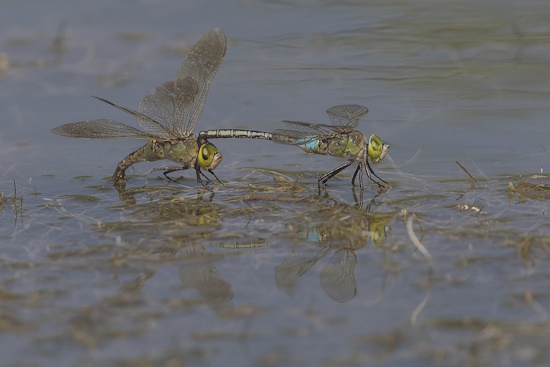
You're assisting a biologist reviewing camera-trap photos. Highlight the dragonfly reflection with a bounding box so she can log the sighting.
[275,213,391,303]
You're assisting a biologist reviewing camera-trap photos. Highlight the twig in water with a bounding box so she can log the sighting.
[406,214,433,264]
[455,161,478,183]
[411,291,431,327]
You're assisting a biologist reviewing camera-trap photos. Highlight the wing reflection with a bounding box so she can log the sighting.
[177,241,233,306]
[319,250,357,303]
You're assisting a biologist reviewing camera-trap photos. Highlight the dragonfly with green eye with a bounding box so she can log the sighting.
[51,28,226,187]
[199,104,390,190]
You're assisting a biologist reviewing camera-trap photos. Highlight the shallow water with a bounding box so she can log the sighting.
[1,1,550,366]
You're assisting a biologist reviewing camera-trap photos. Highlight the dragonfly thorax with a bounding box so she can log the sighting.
[327,130,366,161]
[163,138,200,169]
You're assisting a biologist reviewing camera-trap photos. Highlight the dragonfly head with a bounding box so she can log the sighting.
[368,134,390,163]
[197,142,223,171]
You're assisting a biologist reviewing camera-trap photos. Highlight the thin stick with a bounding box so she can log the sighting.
[411,291,431,327]
[455,161,478,183]
[406,214,433,264]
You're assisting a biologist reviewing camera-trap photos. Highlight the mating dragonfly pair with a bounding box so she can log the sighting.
[52,28,390,191]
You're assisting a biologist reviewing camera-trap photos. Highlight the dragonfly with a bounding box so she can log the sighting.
[199,104,390,190]
[51,28,226,187]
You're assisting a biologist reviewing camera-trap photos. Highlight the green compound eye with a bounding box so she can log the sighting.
[197,142,222,170]
[368,134,383,159]
[368,134,389,163]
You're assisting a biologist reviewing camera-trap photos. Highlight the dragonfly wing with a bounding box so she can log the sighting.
[271,128,321,146]
[176,28,227,134]
[92,96,175,139]
[137,77,198,137]
[281,120,331,135]
[51,119,156,139]
[326,104,368,130]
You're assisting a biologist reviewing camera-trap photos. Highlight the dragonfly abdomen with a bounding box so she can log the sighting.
[299,139,328,155]
[114,141,157,181]
[199,129,272,140]
[113,139,198,182]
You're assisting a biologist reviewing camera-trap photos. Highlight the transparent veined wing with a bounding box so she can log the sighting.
[279,120,333,135]
[326,104,368,131]
[51,119,157,140]
[281,104,369,136]
[92,96,177,139]
[271,128,324,146]
[137,76,199,137]
[176,28,227,134]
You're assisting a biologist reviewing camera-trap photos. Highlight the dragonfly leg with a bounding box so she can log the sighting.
[199,170,214,183]
[207,169,223,184]
[195,167,217,191]
[351,164,360,186]
[195,166,207,184]
[162,167,185,182]
[137,166,184,188]
[351,186,364,209]
[365,160,390,189]
[197,170,222,190]
[318,161,353,191]
[351,164,364,189]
